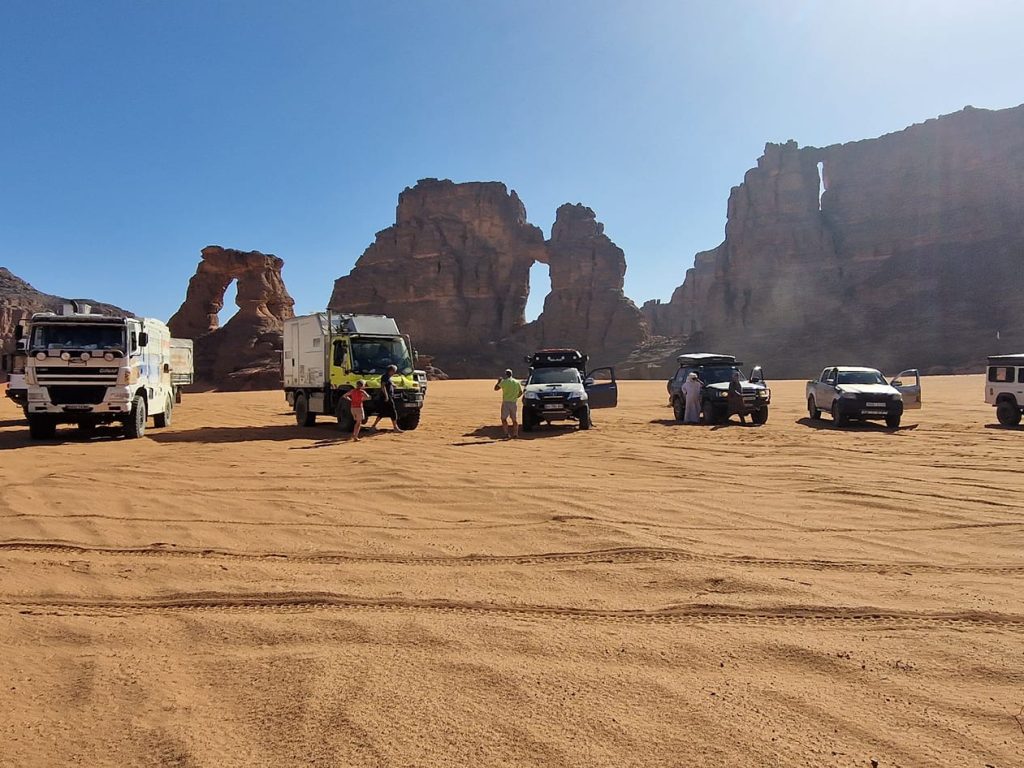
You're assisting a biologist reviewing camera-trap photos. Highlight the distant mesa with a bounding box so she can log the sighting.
[168,246,295,390]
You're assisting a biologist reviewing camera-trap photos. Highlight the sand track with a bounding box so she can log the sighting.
[2,376,1023,767]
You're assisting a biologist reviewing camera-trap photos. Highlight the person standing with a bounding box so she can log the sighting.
[728,370,748,424]
[343,380,368,440]
[494,368,523,439]
[682,372,703,424]
[370,364,403,432]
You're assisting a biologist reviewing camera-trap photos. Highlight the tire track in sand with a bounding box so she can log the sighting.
[1,540,1022,574]
[5,592,1023,630]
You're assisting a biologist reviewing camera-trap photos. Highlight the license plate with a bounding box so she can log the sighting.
[867,402,886,407]
[544,403,562,410]
[63,405,92,411]
[404,402,421,408]
[863,410,886,415]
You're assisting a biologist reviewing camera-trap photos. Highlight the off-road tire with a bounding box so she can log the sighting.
[577,406,591,430]
[807,396,820,420]
[996,400,1022,427]
[752,406,769,425]
[397,411,420,431]
[77,420,97,436]
[335,398,354,432]
[831,401,848,427]
[885,413,902,429]
[522,409,536,432]
[123,395,147,439]
[154,396,173,428]
[28,416,57,440]
[672,397,685,422]
[174,387,182,405]
[295,393,316,427]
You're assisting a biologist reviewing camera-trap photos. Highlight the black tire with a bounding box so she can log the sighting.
[77,419,97,436]
[577,406,591,430]
[123,395,147,439]
[831,400,848,427]
[154,396,173,428]
[28,415,57,440]
[672,397,685,422]
[294,393,316,427]
[397,410,421,431]
[752,406,769,425]
[174,387,182,405]
[996,400,1022,427]
[522,409,536,432]
[807,396,820,420]
[335,398,354,432]
[885,413,902,429]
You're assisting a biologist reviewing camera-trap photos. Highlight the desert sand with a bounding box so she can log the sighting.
[0,376,1022,767]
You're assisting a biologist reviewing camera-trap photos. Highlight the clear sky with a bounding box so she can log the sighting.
[2,0,1022,324]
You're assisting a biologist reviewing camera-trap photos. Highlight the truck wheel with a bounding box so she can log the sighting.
[397,411,421,431]
[997,400,1022,427]
[672,397,685,422]
[294,393,316,427]
[28,416,57,440]
[335,398,354,432]
[123,395,147,439]
[154,396,173,428]
[752,406,769,425]
[831,401,848,427]
[174,387,182,405]
[577,406,591,430]
[77,419,97,436]
[885,413,902,429]
[807,396,820,420]
[522,410,535,432]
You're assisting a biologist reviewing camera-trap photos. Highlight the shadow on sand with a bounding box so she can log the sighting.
[453,423,580,446]
[983,423,1024,431]
[147,423,350,445]
[795,417,917,433]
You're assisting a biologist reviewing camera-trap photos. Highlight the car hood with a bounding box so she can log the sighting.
[706,380,766,392]
[835,384,899,396]
[525,382,585,395]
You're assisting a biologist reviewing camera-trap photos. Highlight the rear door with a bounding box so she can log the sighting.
[585,367,618,409]
[892,369,922,409]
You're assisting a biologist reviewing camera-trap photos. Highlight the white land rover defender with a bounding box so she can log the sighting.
[986,354,1024,426]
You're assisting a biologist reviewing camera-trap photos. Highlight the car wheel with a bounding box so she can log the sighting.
[295,393,316,427]
[996,401,1022,427]
[672,397,685,421]
[123,395,147,439]
[831,401,848,427]
[807,396,820,420]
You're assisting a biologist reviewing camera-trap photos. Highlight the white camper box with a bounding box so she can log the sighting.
[170,338,194,403]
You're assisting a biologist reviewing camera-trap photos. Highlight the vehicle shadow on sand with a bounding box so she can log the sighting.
[796,417,917,433]
[148,423,346,445]
[983,423,1024,431]
[0,425,128,450]
[453,424,579,445]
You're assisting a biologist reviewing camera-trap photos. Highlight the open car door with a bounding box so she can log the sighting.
[585,367,618,409]
[891,369,922,409]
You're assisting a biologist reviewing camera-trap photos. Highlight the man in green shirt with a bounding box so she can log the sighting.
[494,368,524,439]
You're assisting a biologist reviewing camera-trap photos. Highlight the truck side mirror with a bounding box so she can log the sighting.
[584,378,595,387]
[750,365,764,384]
[14,325,23,341]
[890,379,902,388]
[138,332,149,347]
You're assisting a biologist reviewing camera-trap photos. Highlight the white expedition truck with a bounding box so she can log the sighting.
[985,354,1024,426]
[806,366,921,428]
[20,304,185,440]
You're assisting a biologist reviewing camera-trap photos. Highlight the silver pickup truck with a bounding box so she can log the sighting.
[806,366,921,428]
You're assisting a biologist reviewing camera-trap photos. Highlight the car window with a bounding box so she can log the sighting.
[989,366,1015,383]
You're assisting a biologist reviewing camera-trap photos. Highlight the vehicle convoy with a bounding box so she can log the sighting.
[521,349,617,432]
[806,366,921,428]
[19,303,183,439]
[985,354,1024,426]
[283,311,424,431]
[667,353,771,424]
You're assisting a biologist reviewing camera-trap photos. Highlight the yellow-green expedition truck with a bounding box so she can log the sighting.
[283,312,424,431]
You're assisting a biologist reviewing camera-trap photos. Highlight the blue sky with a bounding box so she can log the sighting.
[2,0,1022,324]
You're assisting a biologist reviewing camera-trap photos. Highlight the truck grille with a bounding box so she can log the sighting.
[36,367,118,386]
[46,385,109,405]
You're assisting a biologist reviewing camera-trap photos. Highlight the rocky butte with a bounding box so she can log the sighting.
[644,104,1024,377]
[168,246,295,390]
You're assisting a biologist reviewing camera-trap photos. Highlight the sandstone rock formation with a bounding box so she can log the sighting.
[644,104,1024,377]
[515,203,647,364]
[329,179,547,374]
[168,246,295,389]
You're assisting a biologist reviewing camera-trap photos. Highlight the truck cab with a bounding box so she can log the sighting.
[21,304,177,439]
[985,354,1024,426]
[283,312,424,431]
[521,349,617,432]
[806,366,921,429]
[667,353,771,424]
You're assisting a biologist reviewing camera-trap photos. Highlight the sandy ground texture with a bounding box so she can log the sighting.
[0,376,1022,767]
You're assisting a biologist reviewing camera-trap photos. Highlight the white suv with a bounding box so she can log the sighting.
[986,354,1024,426]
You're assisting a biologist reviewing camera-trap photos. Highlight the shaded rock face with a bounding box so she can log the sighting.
[647,105,1024,377]
[516,203,647,364]
[329,179,547,374]
[1,267,130,359]
[168,247,295,390]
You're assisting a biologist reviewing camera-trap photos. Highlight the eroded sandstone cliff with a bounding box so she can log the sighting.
[645,105,1024,377]
[168,246,295,389]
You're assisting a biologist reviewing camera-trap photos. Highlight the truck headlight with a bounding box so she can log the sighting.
[757,389,769,398]
[568,391,586,400]
[524,391,539,400]
[719,391,729,398]
[840,391,858,399]
[892,393,903,401]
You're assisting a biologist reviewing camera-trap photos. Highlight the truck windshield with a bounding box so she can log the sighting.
[529,367,581,385]
[837,371,886,385]
[30,324,125,351]
[350,336,413,375]
[692,365,740,385]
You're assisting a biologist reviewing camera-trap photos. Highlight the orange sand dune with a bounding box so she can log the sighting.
[1,376,1022,766]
